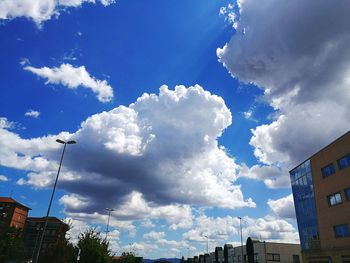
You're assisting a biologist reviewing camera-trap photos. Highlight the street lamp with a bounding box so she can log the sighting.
[203,235,209,254]
[34,139,76,263]
[105,208,115,239]
[238,217,244,263]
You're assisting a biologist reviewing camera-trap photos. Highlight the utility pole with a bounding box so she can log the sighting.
[105,208,115,239]
[238,217,244,262]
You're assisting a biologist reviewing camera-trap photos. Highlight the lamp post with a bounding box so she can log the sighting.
[238,217,244,263]
[34,139,76,263]
[105,208,115,239]
[203,235,209,254]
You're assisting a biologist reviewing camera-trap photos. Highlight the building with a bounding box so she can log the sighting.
[0,197,31,234]
[189,241,301,263]
[290,131,350,262]
[231,240,301,263]
[23,216,69,258]
[215,247,224,263]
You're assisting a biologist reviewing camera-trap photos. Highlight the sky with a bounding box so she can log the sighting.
[1,0,350,259]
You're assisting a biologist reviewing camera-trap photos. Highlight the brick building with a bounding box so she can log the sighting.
[0,197,31,234]
[290,131,350,262]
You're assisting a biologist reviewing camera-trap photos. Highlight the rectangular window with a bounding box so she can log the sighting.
[267,253,280,262]
[334,224,350,238]
[328,192,342,206]
[321,163,335,177]
[292,255,300,263]
[338,154,350,170]
[345,188,350,201]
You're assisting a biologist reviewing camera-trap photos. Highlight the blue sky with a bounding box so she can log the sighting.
[1,0,350,259]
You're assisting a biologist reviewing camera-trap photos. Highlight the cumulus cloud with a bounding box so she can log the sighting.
[143,231,166,240]
[183,214,299,246]
[24,64,114,102]
[267,194,295,219]
[25,109,40,118]
[218,0,350,186]
[0,0,115,26]
[0,85,255,228]
[0,117,15,129]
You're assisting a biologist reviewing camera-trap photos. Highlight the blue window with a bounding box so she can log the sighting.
[334,224,350,238]
[338,154,350,170]
[345,188,350,201]
[321,163,335,177]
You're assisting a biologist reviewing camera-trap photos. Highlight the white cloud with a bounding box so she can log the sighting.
[239,164,290,189]
[0,0,115,26]
[267,194,295,219]
[217,0,350,186]
[0,175,9,182]
[143,231,165,240]
[0,117,14,129]
[182,214,299,247]
[0,85,255,230]
[25,109,40,118]
[24,64,114,102]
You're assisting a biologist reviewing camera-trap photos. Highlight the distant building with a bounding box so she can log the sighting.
[215,247,224,263]
[23,216,69,258]
[190,241,301,263]
[224,244,234,263]
[290,131,350,262]
[232,239,301,263]
[0,197,31,234]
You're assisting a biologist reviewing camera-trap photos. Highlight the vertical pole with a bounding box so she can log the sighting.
[238,217,244,263]
[34,142,67,263]
[105,209,112,239]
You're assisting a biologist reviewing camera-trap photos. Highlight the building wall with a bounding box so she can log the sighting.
[231,242,301,263]
[310,132,350,249]
[10,206,28,229]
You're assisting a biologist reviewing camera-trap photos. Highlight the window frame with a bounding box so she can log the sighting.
[334,224,350,238]
[344,187,350,201]
[337,154,350,170]
[327,192,342,207]
[321,163,335,178]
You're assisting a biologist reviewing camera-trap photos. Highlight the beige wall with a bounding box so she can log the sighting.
[310,131,350,249]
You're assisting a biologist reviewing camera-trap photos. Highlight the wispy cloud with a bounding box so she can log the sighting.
[24,63,114,103]
[25,109,40,118]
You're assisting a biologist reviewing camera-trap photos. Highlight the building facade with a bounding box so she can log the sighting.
[0,197,31,234]
[290,131,350,262]
[23,216,69,259]
[189,241,301,263]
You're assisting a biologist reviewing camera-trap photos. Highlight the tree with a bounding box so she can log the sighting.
[0,227,28,263]
[120,252,138,263]
[39,238,77,263]
[77,228,112,263]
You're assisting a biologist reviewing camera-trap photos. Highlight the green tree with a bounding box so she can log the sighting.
[121,252,138,263]
[77,228,112,263]
[0,227,28,263]
[39,238,77,263]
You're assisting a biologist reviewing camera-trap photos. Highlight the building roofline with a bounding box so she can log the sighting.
[0,197,31,210]
[289,129,350,172]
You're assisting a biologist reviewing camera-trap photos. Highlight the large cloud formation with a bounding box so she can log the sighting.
[218,0,350,187]
[1,85,255,228]
[0,0,115,26]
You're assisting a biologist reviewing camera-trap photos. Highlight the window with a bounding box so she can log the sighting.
[292,255,300,263]
[338,154,350,170]
[321,163,335,177]
[345,188,350,201]
[334,224,350,238]
[267,253,280,262]
[328,192,342,206]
